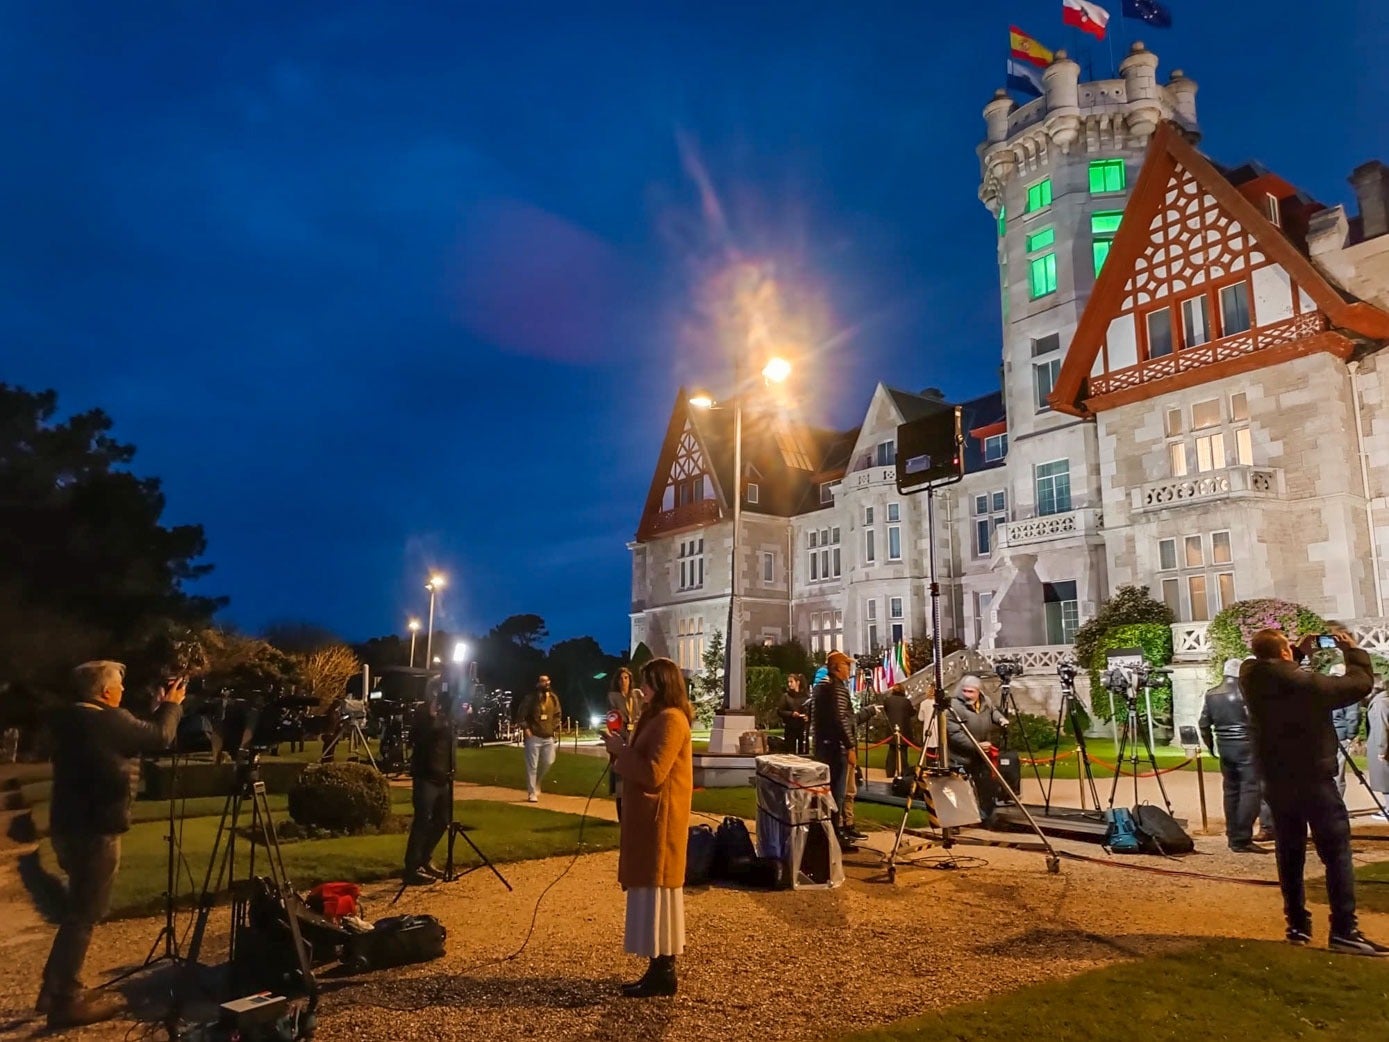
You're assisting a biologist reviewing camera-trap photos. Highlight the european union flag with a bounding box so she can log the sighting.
[1123,0,1173,28]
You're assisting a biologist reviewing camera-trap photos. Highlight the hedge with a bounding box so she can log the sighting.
[1087,622,1174,724]
[288,761,391,834]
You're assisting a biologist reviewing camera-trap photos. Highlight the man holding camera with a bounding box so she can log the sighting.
[404,684,454,885]
[40,661,185,1028]
[1241,629,1386,955]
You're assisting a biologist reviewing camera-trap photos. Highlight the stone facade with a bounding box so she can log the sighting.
[628,44,1389,737]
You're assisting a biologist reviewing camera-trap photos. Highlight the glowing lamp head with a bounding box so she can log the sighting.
[451,642,468,665]
[688,392,715,410]
[762,357,792,384]
[407,619,421,633]
[427,574,446,591]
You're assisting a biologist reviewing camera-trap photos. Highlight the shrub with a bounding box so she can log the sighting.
[1007,711,1073,754]
[1072,585,1173,676]
[745,639,813,683]
[1207,599,1328,683]
[1087,622,1174,724]
[745,666,786,729]
[287,762,391,834]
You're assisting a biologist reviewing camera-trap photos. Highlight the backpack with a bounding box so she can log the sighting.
[713,816,757,879]
[1103,807,1143,854]
[685,824,718,887]
[1132,803,1195,855]
[343,914,447,973]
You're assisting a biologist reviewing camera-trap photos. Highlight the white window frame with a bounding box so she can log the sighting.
[888,524,902,561]
[865,528,876,565]
[889,596,904,619]
[1034,459,1072,516]
[984,432,1008,462]
[746,482,759,505]
[762,551,774,584]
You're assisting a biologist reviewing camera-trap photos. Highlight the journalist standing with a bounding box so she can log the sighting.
[1199,659,1270,853]
[403,684,453,885]
[813,650,858,849]
[518,675,562,803]
[599,657,693,998]
[606,667,639,820]
[40,662,185,1028]
[778,674,810,755]
[1241,629,1386,955]
[882,684,915,779]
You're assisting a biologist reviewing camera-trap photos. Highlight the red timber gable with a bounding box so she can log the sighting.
[635,390,723,542]
[1050,122,1389,418]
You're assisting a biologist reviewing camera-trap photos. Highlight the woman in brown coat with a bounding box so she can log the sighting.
[599,657,693,997]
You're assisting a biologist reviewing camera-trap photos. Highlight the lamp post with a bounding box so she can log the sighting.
[425,574,446,667]
[407,618,421,668]
[690,357,791,712]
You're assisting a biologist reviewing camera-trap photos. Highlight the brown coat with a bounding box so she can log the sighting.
[615,706,693,890]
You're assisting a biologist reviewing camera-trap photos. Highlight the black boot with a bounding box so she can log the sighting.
[623,955,676,998]
[616,798,623,822]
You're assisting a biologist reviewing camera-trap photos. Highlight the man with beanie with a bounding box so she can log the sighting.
[945,675,1008,820]
[1241,628,1386,955]
[1199,658,1270,853]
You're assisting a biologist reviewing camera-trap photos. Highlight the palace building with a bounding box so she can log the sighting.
[628,43,1389,730]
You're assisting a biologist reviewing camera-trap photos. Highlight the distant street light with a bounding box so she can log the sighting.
[688,355,793,710]
[425,574,446,666]
[407,618,422,668]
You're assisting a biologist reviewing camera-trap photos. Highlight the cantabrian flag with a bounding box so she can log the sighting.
[1009,25,1054,69]
[1063,0,1111,39]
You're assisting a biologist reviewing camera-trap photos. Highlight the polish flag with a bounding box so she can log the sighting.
[1063,0,1111,39]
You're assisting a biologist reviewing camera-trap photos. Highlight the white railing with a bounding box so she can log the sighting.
[843,465,898,491]
[1002,507,1103,548]
[986,645,1075,671]
[1172,618,1389,661]
[1134,467,1282,512]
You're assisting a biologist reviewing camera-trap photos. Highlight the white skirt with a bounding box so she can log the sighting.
[623,886,685,957]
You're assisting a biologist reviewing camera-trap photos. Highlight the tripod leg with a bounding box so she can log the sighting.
[251,782,319,1013]
[453,826,514,892]
[1339,738,1389,818]
[1001,684,1045,798]
[1044,694,1070,814]
[1069,703,1103,812]
[1107,712,1130,811]
[1135,705,1174,814]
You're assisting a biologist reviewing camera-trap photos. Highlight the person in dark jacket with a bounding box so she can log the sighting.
[403,684,454,884]
[778,674,810,755]
[812,651,857,848]
[945,675,1008,819]
[882,685,915,778]
[41,661,185,1029]
[1199,658,1271,853]
[1240,628,1386,955]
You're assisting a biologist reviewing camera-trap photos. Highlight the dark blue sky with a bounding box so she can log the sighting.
[3,3,1386,653]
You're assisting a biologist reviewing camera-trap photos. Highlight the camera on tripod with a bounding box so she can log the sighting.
[994,657,1024,683]
[1056,659,1078,685]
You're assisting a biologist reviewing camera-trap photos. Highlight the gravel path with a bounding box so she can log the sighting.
[2,808,1387,1040]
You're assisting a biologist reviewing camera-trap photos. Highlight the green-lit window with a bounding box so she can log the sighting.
[1027,227,1055,253]
[997,204,1006,238]
[1091,211,1123,274]
[1029,253,1057,299]
[1089,159,1125,194]
[1025,178,1052,213]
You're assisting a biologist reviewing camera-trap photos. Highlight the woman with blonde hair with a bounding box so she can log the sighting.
[599,657,693,997]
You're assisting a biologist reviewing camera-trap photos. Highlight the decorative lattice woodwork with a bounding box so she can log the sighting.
[669,422,707,483]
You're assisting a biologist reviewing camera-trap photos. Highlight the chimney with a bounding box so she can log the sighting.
[1349,160,1389,239]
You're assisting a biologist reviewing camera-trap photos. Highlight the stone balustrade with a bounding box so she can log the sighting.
[1133,466,1283,512]
[1001,507,1104,548]
[1172,619,1389,660]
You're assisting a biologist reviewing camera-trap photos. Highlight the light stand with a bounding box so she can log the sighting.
[1338,735,1389,826]
[882,485,1060,880]
[1043,665,1103,815]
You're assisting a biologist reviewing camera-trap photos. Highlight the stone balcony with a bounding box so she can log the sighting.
[999,507,1104,549]
[645,498,720,537]
[1173,619,1389,662]
[1132,466,1283,513]
[843,465,898,492]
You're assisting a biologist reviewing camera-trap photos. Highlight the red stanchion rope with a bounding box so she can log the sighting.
[1088,755,1195,777]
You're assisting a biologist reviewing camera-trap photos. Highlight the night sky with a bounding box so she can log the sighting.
[3,3,1386,652]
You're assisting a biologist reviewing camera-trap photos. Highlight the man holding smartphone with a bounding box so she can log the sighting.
[1241,628,1386,956]
[40,661,185,1027]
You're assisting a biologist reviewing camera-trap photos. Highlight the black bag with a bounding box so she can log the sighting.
[343,914,447,972]
[1132,803,1194,855]
[994,751,1022,800]
[724,855,784,890]
[685,824,718,886]
[713,816,756,880]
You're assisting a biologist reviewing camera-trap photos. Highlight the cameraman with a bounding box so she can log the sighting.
[404,684,453,885]
[40,662,185,1029]
[1241,629,1385,955]
[946,675,1008,819]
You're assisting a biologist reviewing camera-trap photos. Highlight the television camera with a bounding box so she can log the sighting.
[1056,659,1079,685]
[994,657,1024,683]
[1100,660,1171,703]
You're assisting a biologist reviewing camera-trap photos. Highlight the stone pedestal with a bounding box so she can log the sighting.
[707,712,757,755]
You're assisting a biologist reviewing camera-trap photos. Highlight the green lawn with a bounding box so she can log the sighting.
[838,939,1389,1042]
[34,798,619,919]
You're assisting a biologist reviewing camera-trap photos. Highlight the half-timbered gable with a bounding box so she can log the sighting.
[1051,122,1389,418]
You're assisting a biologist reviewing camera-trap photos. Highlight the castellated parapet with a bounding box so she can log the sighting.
[978,42,1200,211]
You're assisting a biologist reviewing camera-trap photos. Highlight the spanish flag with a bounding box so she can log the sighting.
[1009,25,1054,69]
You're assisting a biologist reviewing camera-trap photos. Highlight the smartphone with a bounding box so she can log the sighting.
[1316,634,1338,649]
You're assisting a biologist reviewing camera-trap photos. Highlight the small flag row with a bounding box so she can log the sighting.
[1007,1,1174,98]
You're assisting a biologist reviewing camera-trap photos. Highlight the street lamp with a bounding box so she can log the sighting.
[688,356,792,713]
[425,574,446,666]
[407,618,421,668]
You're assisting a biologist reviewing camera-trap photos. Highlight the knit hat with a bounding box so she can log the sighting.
[1223,658,1243,680]
[959,674,982,691]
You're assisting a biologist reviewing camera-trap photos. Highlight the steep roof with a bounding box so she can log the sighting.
[1050,121,1389,417]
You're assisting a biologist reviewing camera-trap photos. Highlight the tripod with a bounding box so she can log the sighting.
[883,484,1060,880]
[391,675,512,905]
[179,753,317,1031]
[1106,679,1175,816]
[320,716,377,771]
[1338,736,1389,823]
[103,751,192,989]
[1043,671,1103,814]
[994,675,1046,803]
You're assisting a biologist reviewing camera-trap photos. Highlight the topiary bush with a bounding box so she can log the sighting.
[1072,585,1174,676]
[1087,622,1174,724]
[1206,599,1328,683]
[287,762,391,834]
